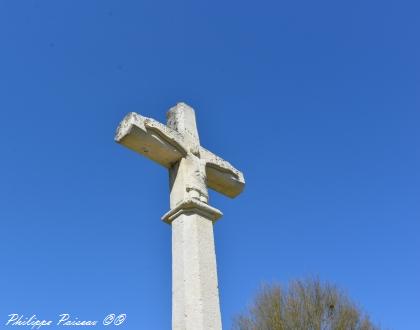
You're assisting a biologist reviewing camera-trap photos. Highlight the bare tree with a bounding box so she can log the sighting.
[233,279,381,330]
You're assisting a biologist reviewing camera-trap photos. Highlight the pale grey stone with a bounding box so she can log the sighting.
[115,102,245,330]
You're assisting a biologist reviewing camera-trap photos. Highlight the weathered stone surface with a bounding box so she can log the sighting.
[162,198,222,224]
[115,103,245,199]
[115,102,245,330]
[171,212,222,330]
[115,112,187,168]
[200,147,245,198]
[167,103,201,154]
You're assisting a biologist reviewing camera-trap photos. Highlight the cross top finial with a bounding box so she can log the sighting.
[167,103,200,153]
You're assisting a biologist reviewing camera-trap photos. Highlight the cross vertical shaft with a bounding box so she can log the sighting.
[170,209,222,329]
[166,104,222,329]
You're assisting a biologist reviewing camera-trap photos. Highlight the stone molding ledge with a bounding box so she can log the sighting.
[162,198,223,224]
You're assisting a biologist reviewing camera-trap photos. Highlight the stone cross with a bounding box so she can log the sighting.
[115,102,245,330]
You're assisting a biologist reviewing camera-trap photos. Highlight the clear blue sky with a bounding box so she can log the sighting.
[0,1,418,329]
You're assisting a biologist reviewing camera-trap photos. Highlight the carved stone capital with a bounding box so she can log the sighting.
[162,198,223,224]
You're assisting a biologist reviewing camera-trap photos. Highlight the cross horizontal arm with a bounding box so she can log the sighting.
[199,147,245,198]
[115,111,245,198]
[115,112,188,168]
